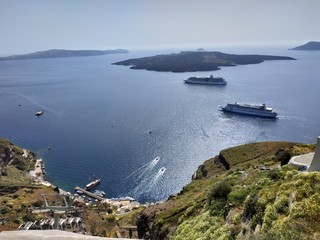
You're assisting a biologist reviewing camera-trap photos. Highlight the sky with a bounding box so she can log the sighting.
[1,0,320,55]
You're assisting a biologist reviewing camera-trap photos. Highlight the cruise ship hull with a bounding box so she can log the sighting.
[221,107,277,119]
[184,80,227,85]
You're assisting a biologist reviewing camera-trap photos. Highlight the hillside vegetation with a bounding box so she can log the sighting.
[0,139,55,231]
[1,138,319,239]
[137,141,318,240]
[0,138,142,238]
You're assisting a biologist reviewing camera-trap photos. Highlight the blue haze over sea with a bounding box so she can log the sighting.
[0,45,319,202]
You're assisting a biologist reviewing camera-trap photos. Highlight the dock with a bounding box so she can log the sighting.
[74,186,105,201]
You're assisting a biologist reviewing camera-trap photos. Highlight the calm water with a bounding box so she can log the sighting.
[0,46,320,202]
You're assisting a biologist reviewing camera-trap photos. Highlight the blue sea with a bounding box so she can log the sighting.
[0,45,320,202]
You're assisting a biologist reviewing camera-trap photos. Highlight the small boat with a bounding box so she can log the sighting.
[85,179,101,190]
[75,189,83,194]
[159,167,166,173]
[35,110,43,116]
[94,190,106,197]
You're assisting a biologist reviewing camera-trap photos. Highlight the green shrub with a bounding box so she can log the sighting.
[22,213,36,222]
[208,199,225,217]
[171,211,232,240]
[228,187,251,205]
[261,205,277,230]
[256,229,303,240]
[242,194,265,229]
[274,195,289,214]
[290,194,320,221]
[267,169,282,181]
[207,181,231,203]
[0,207,9,214]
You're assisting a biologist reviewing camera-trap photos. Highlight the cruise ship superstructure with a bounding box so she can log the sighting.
[184,75,227,85]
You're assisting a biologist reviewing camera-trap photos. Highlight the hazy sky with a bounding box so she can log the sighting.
[1,0,320,54]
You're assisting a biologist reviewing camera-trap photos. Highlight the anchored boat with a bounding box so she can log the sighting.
[35,110,43,116]
[85,179,101,190]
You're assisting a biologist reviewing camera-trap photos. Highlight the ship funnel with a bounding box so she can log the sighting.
[308,136,320,172]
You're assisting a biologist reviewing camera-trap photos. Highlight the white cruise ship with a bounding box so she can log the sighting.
[184,75,227,85]
[221,103,277,119]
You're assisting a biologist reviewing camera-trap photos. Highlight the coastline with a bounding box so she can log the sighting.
[27,154,143,213]
[28,157,69,195]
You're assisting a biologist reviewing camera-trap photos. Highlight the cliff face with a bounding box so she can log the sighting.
[0,139,36,179]
[136,142,317,240]
[0,139,13,171]
[0,139,56,231]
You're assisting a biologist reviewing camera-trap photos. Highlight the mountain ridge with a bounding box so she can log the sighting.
[0,49,129,61]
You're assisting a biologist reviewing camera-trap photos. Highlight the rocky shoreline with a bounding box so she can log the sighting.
[26,150,143,215]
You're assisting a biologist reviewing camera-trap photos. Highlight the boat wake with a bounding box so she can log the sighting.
[6,91,63,118]
[126,156,160,180]
[129,166,166,197]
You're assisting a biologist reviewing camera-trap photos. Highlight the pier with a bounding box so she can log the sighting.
[74,186,105,201]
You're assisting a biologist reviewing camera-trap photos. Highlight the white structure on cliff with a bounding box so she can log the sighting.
[288,136,320,171]
[308,136,320,171]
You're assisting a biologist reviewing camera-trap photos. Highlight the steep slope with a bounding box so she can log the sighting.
[0,139,55,231]
[137,141,316,239]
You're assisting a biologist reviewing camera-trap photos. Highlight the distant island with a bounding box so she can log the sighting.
[0,49,129,61]
[290,41,320,50]
[112,51,295,72]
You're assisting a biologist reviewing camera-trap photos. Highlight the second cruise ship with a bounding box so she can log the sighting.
[221,103,278,118]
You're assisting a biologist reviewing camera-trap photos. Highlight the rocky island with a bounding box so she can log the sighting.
[112,51,295,72]
[0,49,129,61]
[290,41,320,50]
